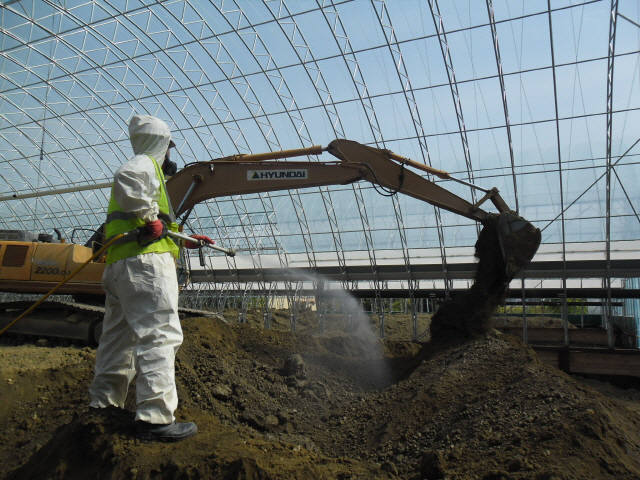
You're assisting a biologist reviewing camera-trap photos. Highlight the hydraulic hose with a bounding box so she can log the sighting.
[0,233,125,338]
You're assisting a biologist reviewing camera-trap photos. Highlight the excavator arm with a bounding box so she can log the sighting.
[166,139,541,281]
[325,139,512,222]
[169,139,505,222]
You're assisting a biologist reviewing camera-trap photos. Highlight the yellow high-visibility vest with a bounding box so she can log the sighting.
[104,155,179,264]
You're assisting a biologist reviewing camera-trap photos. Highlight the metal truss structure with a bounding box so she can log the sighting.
[1,0,640,338]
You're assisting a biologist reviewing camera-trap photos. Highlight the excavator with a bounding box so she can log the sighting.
[0,139,540,344]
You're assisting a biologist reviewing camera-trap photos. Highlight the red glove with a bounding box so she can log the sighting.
[185,234,215,249]
[145,220,164,239]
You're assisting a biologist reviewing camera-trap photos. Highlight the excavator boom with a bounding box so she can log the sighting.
[167,160,363,217]
[167,139,540,281]
[170,139,500,222]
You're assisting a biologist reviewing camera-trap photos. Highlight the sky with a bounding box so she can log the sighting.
[0,0,639,258]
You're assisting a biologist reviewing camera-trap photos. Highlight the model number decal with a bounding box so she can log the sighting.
[34,266,69,275]
[248,169,308,180]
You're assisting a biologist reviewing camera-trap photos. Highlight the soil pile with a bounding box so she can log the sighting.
[2,316,640,479]
[0,340,94,472]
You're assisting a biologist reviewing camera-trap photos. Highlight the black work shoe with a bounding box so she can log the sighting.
[135,420,198,442]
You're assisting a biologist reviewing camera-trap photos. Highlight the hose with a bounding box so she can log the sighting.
[0,233,125,338]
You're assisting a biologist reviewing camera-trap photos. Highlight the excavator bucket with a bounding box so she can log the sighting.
[429,213,540,344]
[494,212,541,281]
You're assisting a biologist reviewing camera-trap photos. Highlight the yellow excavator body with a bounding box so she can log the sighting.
[0,240,103,296]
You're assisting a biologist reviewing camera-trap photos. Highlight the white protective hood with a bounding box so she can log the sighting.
[110,115,174,222]
[128,115,172,162]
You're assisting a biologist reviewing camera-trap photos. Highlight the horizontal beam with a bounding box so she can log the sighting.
[182,287,640,299]
[534,346,640,378]
[503,300,624,306]
[500,327,626,347]
[0,182,112,201]
[188,259,640,283]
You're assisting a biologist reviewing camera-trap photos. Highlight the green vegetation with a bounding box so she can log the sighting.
[497,298,588,315]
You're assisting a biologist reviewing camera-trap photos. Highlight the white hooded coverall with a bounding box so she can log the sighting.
[89,115,182,425]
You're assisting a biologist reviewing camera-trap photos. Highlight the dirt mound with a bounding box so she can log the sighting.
[2,317,640,479]
[348,333,640,478]
[10,406,377,480]
[0,342,94,474]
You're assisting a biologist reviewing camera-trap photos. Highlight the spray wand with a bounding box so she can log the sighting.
[167,230,236,257]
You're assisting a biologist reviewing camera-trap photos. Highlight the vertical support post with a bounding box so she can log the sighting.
[412,298,418,341]
[316,279,325,333]
[521,278,528,344]
[264,283,275,330]
[561,293,569,347]
[605,0,619,350]
[605,294,615,348]
[378,294,386,339]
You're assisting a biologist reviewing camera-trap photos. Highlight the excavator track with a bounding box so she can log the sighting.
[0,300,104,345]
[0,300,223,346]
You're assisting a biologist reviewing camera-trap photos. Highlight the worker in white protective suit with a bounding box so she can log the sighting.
[89,114,214,442]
